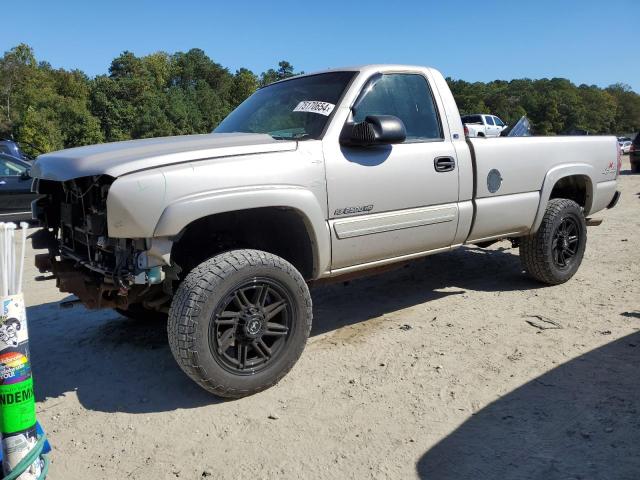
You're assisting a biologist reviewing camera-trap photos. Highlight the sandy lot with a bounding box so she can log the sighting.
[25,157,639,479]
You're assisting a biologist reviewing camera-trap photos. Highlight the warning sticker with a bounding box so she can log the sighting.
[293,101,335,116]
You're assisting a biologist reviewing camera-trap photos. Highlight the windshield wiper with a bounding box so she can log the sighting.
[292,133,311,140]
[269,133,311,141]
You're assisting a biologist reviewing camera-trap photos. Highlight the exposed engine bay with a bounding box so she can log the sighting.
[32,176,174,311]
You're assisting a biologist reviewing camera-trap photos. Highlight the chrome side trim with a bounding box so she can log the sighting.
[332,204,457,239]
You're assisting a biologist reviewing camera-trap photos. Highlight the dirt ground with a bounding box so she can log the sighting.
[25,157,639,479]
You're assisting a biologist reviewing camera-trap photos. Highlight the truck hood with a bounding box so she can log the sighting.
[32,133,297,181]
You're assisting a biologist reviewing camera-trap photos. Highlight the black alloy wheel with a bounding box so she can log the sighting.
[168,249,312,398]
[520,198,587,285]
[210,278,293,375]
[551,216,580,269]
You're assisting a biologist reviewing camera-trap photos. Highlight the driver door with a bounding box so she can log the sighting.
[324,73,459,270]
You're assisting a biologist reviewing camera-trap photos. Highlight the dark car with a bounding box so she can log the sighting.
[630,133,640,173]
[0,153,38,222]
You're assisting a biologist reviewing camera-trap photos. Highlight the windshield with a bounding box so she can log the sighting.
[215,71,356,140]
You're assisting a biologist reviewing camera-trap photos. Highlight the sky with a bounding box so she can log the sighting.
[2,0,638,92]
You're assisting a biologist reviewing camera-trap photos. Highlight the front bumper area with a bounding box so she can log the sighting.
[35,253,131,309]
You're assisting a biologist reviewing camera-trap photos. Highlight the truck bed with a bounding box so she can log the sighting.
[465,135,618,242]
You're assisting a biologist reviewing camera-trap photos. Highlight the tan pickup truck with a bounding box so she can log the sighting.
[31,64,620,397]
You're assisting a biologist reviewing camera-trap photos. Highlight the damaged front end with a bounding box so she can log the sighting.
[32,176,177,311]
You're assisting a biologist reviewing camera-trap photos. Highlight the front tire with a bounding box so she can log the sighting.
[520,198,587,285]
[168,249,312,398]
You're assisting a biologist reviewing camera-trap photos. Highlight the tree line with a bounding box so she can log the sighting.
[1,44,638,156]
[448,77,639,136]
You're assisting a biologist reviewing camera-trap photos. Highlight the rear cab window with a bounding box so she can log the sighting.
[462,115,483,124]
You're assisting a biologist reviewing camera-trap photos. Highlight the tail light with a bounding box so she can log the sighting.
[616,142,622,176]
[463,124,469,137]
[631,143,636,153]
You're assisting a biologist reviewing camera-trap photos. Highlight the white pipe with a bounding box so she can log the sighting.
[17,222,28,295]
[0,222,26,296]
[0,223,6,297]
[8,223,15,294]
[0,224,3,297]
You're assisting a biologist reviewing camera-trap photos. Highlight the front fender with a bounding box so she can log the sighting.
[153,185,331,276]
[531,163,595,233]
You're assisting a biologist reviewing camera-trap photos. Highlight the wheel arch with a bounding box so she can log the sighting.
[157,187,329,279]
[531,164,595,233]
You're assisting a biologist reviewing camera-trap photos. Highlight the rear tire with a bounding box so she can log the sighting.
[520,199,586,285]
[632,163,640,173]
[168,249,312,398]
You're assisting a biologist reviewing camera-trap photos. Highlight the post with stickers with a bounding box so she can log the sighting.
[0,223,49,480]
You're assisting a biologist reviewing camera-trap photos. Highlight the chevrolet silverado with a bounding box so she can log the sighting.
[30,65,621,398]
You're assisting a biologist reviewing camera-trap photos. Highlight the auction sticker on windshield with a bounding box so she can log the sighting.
[293,101,335,116]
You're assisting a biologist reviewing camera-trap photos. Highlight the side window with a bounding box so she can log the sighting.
[0,158,26,177]
[485,116,495,126]
[353,74,442,141]
[494,117,504,127]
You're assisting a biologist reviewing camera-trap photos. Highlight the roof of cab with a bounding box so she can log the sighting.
[264,64,435,87]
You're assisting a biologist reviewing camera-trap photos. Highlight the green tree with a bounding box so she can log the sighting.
[607,83,640,133]
[18,105,63,154]
[260,60,301,86]
[2,43,638,153]
[0,44,37,135]
[231,68,259,107]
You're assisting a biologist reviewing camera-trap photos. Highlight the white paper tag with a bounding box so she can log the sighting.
[0,294,28,350]
[293,101,335,116]
[3,431,42,480]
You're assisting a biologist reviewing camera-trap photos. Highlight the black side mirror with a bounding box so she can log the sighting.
[21,169,31,180]
[340,115,406,147]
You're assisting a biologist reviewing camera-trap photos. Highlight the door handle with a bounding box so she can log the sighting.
[434,156,456,172]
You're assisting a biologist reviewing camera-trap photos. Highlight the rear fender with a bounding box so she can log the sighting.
[531,164,595,233]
